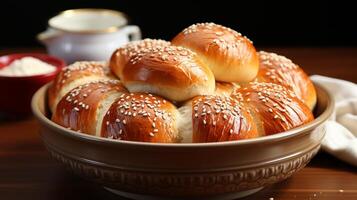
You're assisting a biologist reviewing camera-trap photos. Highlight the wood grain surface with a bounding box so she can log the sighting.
[0,47,356,200]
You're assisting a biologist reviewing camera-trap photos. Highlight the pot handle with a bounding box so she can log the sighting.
[37,29,62,45]
[122,25,142,41]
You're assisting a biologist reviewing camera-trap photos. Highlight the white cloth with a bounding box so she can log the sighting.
[311,75,357,167]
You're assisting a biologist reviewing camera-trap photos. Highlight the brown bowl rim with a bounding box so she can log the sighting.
[31,81,334,148]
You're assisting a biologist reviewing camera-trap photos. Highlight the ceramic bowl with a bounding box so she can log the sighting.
[31,82,333,200]
[0,53,65,118]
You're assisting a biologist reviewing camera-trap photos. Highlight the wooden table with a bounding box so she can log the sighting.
[0,48,356,200]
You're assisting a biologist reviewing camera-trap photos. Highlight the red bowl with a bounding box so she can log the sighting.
[0,53,65,118]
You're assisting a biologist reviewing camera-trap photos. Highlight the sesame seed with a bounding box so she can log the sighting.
[215,31,224,36]
[149,132,155,137]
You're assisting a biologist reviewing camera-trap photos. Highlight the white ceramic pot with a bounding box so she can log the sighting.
[37,9,141,64]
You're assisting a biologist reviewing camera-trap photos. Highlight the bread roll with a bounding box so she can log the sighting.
[110,39,171,80]
[257,51,317,110]
[179,95,260,142]
[120,44,215,102]
[172,22,259,82]
[52,80,128,136]
[233,82,314,135]
[48,61,112,113]
[101,92,180,143]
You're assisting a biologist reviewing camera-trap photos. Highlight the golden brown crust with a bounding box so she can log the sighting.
[52,80,128,135]
[110,39,171,80]
[48,61,110,112]
[101,93,179,143]
[191,95,259,143]
[233,82,314,135]
[121,45,215,101]
[172,22,259,82]
[257,51,317,110]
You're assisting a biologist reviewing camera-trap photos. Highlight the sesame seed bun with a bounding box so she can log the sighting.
[256,51,317,110]
[52,80,128,136]
[172,22,259,83]
[48,61,112,113]
[233,82,314,135]
[120,44,215,102]
[110,39,171,80]
[101,93,180,143]
[187,95,260,142]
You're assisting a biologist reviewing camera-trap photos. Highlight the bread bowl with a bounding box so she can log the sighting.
[32,82,333,199]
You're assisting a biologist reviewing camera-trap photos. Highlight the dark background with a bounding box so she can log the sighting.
[0,0,356,48]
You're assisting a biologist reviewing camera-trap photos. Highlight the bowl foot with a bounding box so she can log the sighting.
[104,187,263,200]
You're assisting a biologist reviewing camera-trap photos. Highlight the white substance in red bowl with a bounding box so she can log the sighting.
[0,57,56,77]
